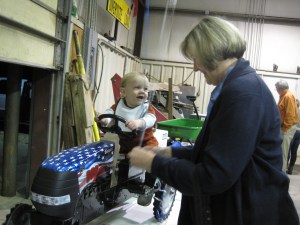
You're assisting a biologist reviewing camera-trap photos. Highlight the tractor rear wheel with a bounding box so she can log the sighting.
[3,204,33,225]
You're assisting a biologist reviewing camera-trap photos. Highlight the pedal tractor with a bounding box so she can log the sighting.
[4,114,176,225]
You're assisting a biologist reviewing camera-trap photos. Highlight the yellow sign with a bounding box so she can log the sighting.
[107,0,131,30]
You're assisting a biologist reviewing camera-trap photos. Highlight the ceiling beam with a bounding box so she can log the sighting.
[150,7,300,25]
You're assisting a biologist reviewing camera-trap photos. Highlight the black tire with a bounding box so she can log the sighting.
[153,182,176,222]
[3,204,33,225]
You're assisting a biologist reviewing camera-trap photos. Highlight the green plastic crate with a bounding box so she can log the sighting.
[157,118,203,140]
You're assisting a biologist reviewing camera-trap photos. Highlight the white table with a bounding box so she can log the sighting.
[87,192,181,225]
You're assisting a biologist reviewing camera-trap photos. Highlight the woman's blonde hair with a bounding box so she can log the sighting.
[181,16,246,71]
[121,72,148,88]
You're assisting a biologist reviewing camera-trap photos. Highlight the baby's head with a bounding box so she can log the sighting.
[121,72,149,108]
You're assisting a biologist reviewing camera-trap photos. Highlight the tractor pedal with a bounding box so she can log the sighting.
[127,181,146,195]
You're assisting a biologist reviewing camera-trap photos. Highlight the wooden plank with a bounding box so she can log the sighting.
[168,78,173,119]
[61,74,76,148]
[84,127,94,144]
[69,74,94,145]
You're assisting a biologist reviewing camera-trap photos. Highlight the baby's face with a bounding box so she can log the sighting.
[122,76,149,108]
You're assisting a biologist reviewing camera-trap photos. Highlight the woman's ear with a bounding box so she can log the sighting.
[120,87,126,97]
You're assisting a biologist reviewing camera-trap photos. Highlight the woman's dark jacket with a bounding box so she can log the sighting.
[151,58,299,225]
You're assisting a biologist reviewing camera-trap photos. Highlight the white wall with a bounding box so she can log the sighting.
[259,23,300,73]
[141,0,300,73]
[141,12,199,62]
[264,0,300,18]
[93,35,142,115]
[258,71,300,103]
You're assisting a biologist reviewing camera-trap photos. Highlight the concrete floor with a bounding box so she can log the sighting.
[288,164,300,217]
[0,164,299,224]
[0,191,181,225]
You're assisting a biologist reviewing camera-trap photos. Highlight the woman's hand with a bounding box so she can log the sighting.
[128,146,172,172]
[127,147,156,172]
[143,146,172,157]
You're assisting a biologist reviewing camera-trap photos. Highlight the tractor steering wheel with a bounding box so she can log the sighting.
[97,114,135,139]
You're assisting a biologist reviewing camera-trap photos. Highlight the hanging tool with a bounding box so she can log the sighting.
[73,30,100,142]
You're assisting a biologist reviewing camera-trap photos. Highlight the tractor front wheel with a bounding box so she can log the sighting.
[153,182,176,222]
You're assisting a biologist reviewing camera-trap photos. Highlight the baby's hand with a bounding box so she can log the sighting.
[95,116,109,126]
[99,118,109,126]
[95,114,114,127]
[125,120,140,130]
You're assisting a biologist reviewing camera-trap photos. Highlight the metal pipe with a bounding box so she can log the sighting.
[2,65,22,197]
[249,0,255,66]
[168,78,173,119]
[49,0,73,156]
[150,7,300,24]
[99,37,139,60]
[257,0,266,69]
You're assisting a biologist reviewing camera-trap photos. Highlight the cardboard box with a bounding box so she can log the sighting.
[154,129,168,147]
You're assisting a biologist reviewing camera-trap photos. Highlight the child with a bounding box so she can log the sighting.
[99,72,158,205]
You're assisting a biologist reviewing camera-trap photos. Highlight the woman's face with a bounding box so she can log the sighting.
[193,59,224,86]
[121,76,149,108]
[188,44,224,86]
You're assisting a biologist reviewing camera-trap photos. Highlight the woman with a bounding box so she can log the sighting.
[128,16,299,225]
